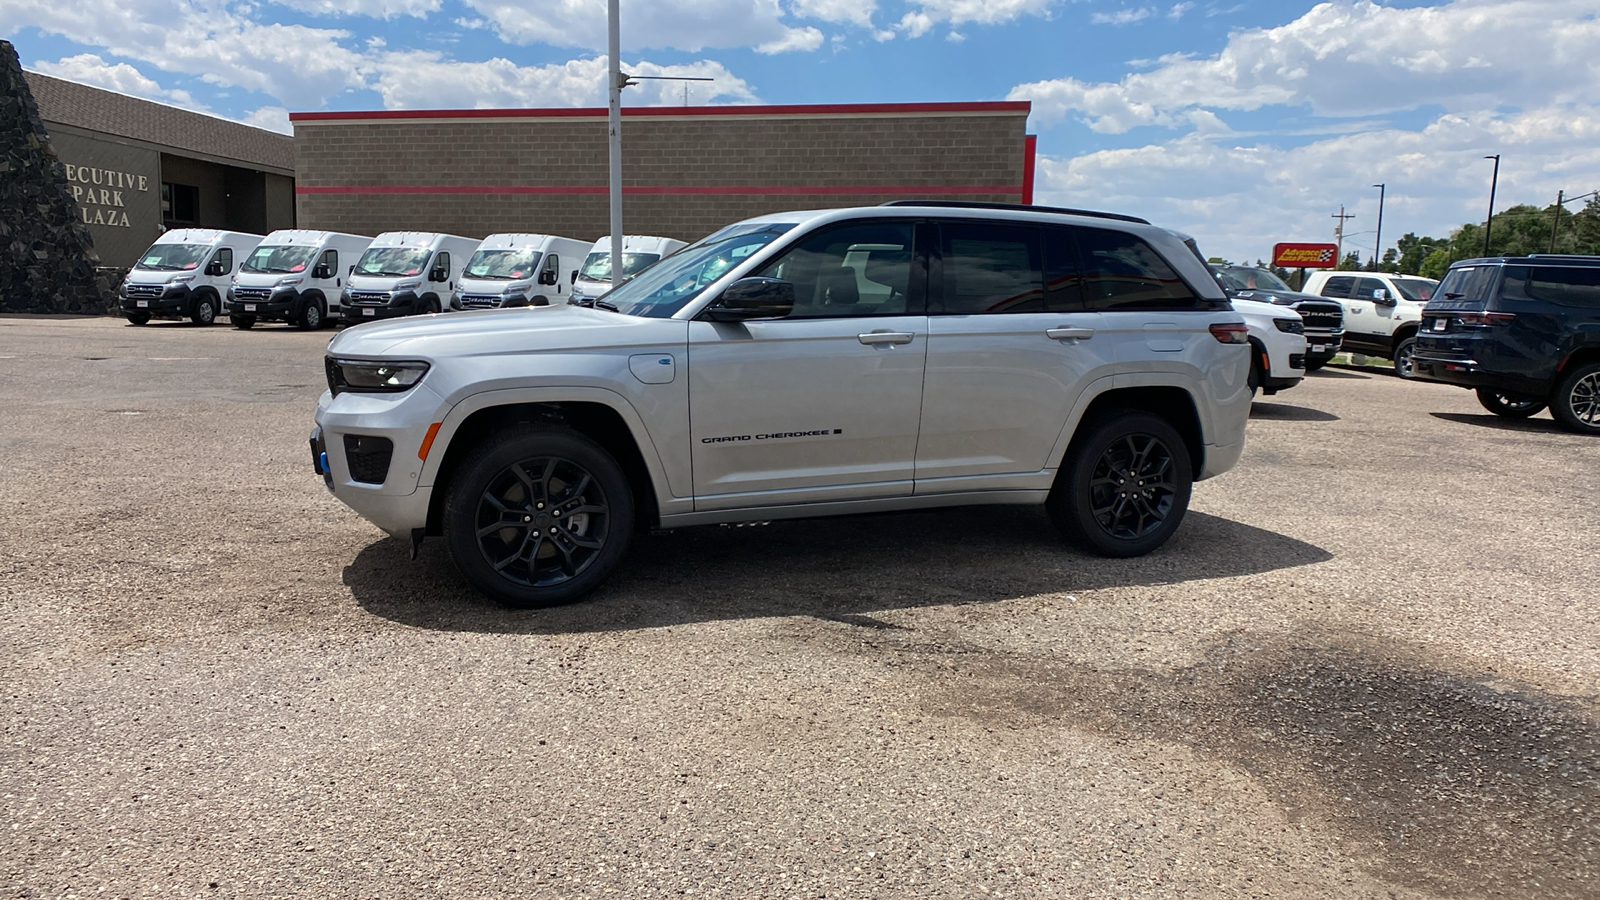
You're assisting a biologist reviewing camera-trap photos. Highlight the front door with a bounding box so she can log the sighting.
[688,221,927,510]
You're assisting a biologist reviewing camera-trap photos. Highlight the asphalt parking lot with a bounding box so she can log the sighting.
[2,314,1596,899]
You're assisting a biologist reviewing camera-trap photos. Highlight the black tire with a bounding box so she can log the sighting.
[1247,342,1264,397]
[443,426,634,607]
[1393,336,1418,379]
[298,299,324,330]
[1476,388,1546,419]
[125,312,151,325]
[423,295,441,315]
[1048,411,1193,558]
[233,315,256,329]
[191,294,218,326]
[1550,362,1600,435]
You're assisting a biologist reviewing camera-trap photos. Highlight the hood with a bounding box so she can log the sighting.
[347,274,416,292]
[1230,296,1299,319]
[127,269,198,285]
[327,304,685,359]
[459,277,535,295]
[1229,287,1330,306]
[233,271,296,287]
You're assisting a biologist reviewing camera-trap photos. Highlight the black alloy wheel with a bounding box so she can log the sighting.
[1393,336,1417,379]
[299,300,323,330]
[191,295,217,326]
[126,312,150,325]
[444,426,634,607]
[1551,362,1600,435]
[1049,411,1193,558]
[1475,388,1546,419]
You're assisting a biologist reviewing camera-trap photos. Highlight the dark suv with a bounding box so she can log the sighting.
[1413,255,1600,434]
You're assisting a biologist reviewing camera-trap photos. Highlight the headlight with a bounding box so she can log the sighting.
[325,358,430,396]
[169,274,194,284]
[276,276,304,288]
[502,288,527,298]
[1273,318,1305,334]
[393,280,421,292]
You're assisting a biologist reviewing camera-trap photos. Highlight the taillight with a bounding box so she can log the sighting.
[1209,322,1250,344]
[1454,312,1516,326]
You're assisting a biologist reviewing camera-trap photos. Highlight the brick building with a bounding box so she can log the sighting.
[290,102,1035,243]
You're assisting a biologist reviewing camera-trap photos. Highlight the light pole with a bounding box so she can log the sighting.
[1371,183,1385,270]
[1482,154,1500,256]
[607,0,623,288]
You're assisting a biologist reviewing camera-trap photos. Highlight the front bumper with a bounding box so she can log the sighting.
[121,285,192,317]
[342,291,422,324]
[228,287,305,321]
[313,383,449,537]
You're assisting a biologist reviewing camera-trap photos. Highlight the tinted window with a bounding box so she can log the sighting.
[1431,265,1499,310]
[542,254,560,284]
[756,222,915,318]
[938,223,1044,314]
[1525,266,1600,308]
[1042,227,1084,310]
[1076,228,1198,310]
[1357,277,1388,299]
[212,247,232,274]
[1319,276,1356,298]
[1392,278,1435,302]
[320,249,337,277]
[431,252,449,280]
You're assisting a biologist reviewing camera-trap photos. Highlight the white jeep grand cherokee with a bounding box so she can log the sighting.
[312,202,1253,607]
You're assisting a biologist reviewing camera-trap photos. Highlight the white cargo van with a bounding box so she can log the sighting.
[120,229,264,326]
[227,230,372,330]
[569,234,687,306]
[339,232,479,325]
[452,233,591,309]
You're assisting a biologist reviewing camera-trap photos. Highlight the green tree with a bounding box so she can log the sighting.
[1336,252,1362,270]
[1394,232,1445,274]
[1419,248,1451,280]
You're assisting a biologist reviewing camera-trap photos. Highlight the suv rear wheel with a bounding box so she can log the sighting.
[1476,388,1547,419]
[1048,411,1193,558]
[1393,336,1417,379]
[443,426,634,607]
[1550,362,1600,435]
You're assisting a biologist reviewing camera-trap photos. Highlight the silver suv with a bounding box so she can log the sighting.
[311,202,1253,607]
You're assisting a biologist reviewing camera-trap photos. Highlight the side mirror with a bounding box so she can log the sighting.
[705,277,795,322]
[538,270,556,286]
[348,265,356,275]
[1373,288,1396,306]
[312,264,331,280]
[570,269,579,285]
[205,260,225,277]
[429,267,448,283]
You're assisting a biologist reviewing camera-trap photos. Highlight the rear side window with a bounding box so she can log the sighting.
[1431,265,1499,310]
[1075,227,1199,311]
[937,223,1045,314]
[1519,266,1600,308]
[1319,276,1356,298]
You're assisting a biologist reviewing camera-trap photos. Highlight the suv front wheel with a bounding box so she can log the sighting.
[1049,411,1193,558]
[443,426,634,607]
[1551,362,1600,435]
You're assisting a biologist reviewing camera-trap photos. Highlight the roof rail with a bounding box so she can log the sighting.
[1524,254,1600,262]
[879,199,1150,225]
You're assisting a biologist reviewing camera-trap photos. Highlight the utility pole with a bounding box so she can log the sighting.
[607,0,624,288]
[1332,206,1355,262]
[1551,189,1564,253]
[1483,154,1500,256]
[1371,183,1385,270]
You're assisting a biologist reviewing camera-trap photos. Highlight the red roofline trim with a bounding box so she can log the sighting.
[297,184,1023,197]
[289,101,1030,122]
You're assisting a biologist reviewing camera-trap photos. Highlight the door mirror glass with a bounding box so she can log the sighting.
[312,264,331,280]
[571,269,579,285]
[205,260,224,276]
[1373,288,1396,306]
[706,277,795,321]
[429,267,448,283]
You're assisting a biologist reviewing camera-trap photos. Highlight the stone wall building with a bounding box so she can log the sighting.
[291,102,1035,243]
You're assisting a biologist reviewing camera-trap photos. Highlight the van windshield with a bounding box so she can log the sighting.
[579,252,662,282]
[465,249,542,280]
[355,247,432,278]
[600,223,795,318]
[242,244,318,274]
[135,244,209,271]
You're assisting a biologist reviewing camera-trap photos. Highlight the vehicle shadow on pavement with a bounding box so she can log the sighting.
[344,507,1332,635]
[1306,367,1369,380]
[1250,402,1339,422]
[1430,412,1570,434]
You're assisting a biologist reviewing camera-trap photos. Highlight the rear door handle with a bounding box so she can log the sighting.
[1046,327,1095,341]
[859,331,914,346]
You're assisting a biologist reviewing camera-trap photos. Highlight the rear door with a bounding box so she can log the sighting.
[913,221,1113,489]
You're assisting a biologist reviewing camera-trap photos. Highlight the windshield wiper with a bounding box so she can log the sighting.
[593,300,620,312]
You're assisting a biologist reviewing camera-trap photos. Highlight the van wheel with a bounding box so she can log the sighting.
[1048,411,1193,558]
[1550,362,1600,434]
[191,295,217,326]
[1476,388,1546,419]
[298,300,324,330]
[1393,336,1418,378]
[233,315,256,329]
[443,426,634,608]
[423,295,441,315]
[126,312,150,326]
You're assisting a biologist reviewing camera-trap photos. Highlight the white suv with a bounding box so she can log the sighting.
[311,202,1253,607]
[1301,271,1437,377]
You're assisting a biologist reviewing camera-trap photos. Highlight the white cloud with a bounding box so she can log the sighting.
[1091,7,1153,25]
[1168,2,1194,20]
[791,0,875,27]
[267,0,440,18]
[896,0,1053,36]
[1012,0,1600,132]
[756,26,825,54]
[366,53,758,110]
[242,105,292,134]
[30,54,205,110]
[461,0,800,53]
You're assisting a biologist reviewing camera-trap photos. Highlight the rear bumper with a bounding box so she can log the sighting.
[1411,351,1551,396]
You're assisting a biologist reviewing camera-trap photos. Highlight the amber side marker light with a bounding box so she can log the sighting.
[418,422,443,461]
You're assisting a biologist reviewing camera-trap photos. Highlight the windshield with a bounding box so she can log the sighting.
[135,243,209,271]
[603,223,796,317]
[1215,267,1292,293]
[355,247,432,278]
[465,248,542,280]
[1392,278,1436,302]
[242,244,318,274]
[579,252,662,282]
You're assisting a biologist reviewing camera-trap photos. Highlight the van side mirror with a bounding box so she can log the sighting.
[348,265,356,275]
[704,277,795,322]
[570,269,579,285]
[1373,288,1396,306]
[538,270,557,286]
[205,260,225,277]
[429,267,448,283]
[312,264,331,280]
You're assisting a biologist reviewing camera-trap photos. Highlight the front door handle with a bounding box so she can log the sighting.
[1046,326,1095,341]
[859,331,914,346]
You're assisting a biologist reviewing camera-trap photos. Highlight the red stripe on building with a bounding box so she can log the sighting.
[1022,135,1037,206]
[288,101,1031,123]
[296,184,1024,196]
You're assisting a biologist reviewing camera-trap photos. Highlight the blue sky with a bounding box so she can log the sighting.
[6,0,1598,264]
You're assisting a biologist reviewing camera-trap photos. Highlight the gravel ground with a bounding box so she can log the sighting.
[2,315,1596,899]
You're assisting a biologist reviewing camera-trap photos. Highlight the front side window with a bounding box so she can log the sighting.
[1078,228,1199,310]
[756,222,916,318]
[1357,277,1389,299]
[319,249,338,277]
[542,254,560,285]
[211,247,233,274]
[603,222,795,317]
[431,252,450,281]
[937,223,1044,314]
[242,244,318,274]
[355,247,433,277]
[465,248,541,280]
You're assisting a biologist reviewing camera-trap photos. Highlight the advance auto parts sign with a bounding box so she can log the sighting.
[1272,243,1339,268]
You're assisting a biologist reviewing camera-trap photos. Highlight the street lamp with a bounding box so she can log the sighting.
[1482,155,1500,256]
[1371,183,1385,270]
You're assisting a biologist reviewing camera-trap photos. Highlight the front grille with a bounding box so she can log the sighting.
[125,283,163,299]
[349,291,389,304]
[1295,302,1344,331]
[343,434,393,485]
[233,287,271,301]
[459,293,502,309]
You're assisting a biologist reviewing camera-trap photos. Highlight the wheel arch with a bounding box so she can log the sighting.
[1057,385,1205,479]
[1558,345,1600,375]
